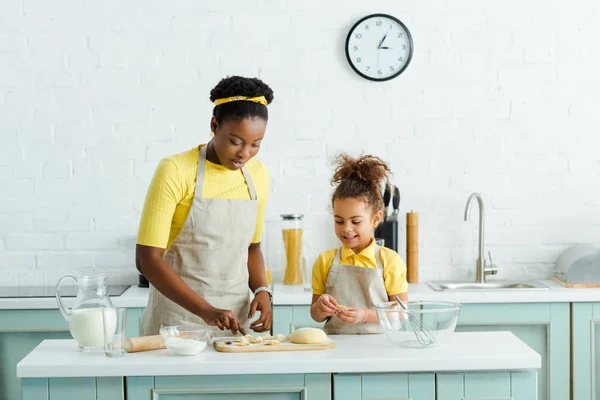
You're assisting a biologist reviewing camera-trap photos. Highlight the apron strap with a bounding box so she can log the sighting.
[374,244,384,272]
[333,247,342,266]
[196,145,209,196]
[240,165,258,200]
[196,144,257,201]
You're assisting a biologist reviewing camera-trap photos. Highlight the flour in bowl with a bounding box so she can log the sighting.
[164,337,207,356]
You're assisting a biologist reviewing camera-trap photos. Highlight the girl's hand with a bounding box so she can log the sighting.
[315,294,339,317]
[336,307,368,325]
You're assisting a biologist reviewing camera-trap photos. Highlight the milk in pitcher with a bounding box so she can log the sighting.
[69,308,116,349]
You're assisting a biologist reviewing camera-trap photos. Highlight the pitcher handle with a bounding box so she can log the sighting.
[55,275,77,323]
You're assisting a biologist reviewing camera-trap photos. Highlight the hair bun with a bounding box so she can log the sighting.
[331,154,391,186]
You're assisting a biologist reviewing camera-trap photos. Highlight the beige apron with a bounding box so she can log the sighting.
[324,244,389,335]
[140,145,257,336]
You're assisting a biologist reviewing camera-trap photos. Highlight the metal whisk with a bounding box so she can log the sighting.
[394,296,438,347]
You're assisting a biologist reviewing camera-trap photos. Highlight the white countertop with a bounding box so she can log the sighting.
[0,285,150,310]
[2,278,600,311]
[17,331,540,378]
[272,280,600,305]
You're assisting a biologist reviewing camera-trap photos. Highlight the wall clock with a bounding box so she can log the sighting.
[345,13,414,81]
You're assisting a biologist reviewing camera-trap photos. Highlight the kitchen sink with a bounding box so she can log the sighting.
[427,280,549,291]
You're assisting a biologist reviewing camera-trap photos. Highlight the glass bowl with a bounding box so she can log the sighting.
[159,325,212,356]
[374,301,461,348]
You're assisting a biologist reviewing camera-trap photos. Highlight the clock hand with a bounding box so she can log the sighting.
[379,46,392,49]
[377,31,390,49]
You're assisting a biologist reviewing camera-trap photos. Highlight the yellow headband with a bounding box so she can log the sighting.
[214,96,268,106]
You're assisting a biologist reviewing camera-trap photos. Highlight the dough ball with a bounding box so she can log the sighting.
[289,327,328,344]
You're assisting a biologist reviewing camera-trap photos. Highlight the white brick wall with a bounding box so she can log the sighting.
[1,0,599,286]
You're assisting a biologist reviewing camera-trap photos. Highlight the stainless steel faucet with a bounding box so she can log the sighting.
[464,192,497,283]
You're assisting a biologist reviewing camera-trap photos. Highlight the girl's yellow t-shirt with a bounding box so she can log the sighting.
[312,238,408,296]
[137,144,270,249]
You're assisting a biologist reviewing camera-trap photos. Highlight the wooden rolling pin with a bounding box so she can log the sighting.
[406,211,419,283]
[125,335,166,353]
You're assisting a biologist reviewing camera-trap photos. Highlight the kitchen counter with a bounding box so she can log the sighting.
[17,331,539,378]
[273,279,600,305]
[0,285,149,310]
[3,277,600,311]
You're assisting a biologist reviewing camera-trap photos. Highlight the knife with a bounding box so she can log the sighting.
[388,186,401,222]
[382,184,391,223]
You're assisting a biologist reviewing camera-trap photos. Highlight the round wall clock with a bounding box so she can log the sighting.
[345,13,414,82]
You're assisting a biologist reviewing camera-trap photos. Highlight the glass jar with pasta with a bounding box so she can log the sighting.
[280,214,304,285]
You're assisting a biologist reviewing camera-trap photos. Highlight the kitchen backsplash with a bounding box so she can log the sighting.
[1,0,599,286]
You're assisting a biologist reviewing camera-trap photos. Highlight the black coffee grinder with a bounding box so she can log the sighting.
[138,274,149,288]
[374,184,400,252]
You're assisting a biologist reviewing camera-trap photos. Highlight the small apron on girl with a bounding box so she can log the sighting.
[140,145,257,337]
[324,244,389,335]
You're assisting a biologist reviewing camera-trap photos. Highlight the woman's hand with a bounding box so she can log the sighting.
[199,306,246,335]
[249,291,272,332]
[315,294,339,317]
[336,307,368,325]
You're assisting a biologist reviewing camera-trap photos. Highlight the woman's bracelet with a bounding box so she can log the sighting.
[360,308,369,323]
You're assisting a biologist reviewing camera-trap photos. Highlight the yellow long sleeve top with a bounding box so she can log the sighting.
[137,144,270,249]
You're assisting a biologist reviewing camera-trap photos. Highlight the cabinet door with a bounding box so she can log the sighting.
[3,307,143,400]
[273,305,324,335]
[333,373,435,400]
[437,371,537,400]
[22,377,124,400]
[455,303,568,400]
[0,309,72,400]
[572,302,600,400]
[125,307,144,338]
[127,374,330,400]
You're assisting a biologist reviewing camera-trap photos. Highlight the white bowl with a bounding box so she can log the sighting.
[159,325,211,356]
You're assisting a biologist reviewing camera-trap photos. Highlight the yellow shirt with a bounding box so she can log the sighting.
[137,144,270,249]
[312,238,408,296]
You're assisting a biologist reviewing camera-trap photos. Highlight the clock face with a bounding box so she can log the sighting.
[345,14,414,81]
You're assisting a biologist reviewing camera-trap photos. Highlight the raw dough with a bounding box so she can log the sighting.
[250,335,268,344]
[271,333,288,342]
[289,327,328,344]
[264,339,281,346]
[234,338,250,346]
[336,305,348,310]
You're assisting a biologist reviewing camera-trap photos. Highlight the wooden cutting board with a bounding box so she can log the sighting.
[552,276,600,288]
[213,338,336,353]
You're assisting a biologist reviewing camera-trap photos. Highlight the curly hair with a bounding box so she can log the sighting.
[331,154,392,212]
[209,76,274,124]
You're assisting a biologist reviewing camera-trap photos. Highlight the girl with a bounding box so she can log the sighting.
[137,76,274,336]
[310,154,408,334]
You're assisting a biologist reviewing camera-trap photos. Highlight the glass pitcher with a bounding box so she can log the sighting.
[55,272,115,352]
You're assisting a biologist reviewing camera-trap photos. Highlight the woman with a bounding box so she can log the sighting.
[136,76,274,336]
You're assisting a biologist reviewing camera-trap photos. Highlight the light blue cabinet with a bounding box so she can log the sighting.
[22,371,538,400]
[128,374,330,400]
[455,302,569,400]
[1,308,144,400]
[21,377,124,400]
[335,372,537,400]
[273,302,569,399]
[334,373,435,399]
[572,302,600,400]
[272,305,324,334]
[22,374,331,400]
